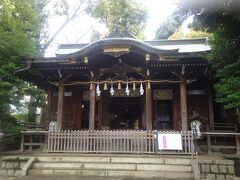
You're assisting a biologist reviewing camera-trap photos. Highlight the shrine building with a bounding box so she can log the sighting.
[19,37,214,132]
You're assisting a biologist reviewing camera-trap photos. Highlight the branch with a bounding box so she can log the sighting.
[42,2,87,53]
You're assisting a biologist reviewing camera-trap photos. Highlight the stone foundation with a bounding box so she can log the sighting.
[0,156,28,175]
[199,159,236,180]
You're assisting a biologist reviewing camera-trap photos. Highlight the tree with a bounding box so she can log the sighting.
[207,24,240,109]
[169,28,212,39]
[174,0,240,111]
[0,0,40,134]
[155,16,183,39]
[87,0,148,39]
[90,28,102,42]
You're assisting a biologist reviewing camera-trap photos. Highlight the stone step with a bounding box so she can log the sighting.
[36,156,191,165]
[28,169,194,179]
[37,157,110,163]
[137,164,192,172]
[33,162,84,169]
[32,162,192,172]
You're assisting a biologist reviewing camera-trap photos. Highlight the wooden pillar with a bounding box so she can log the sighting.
[180,79,188,131]
[29,135,33,151]
[141,97,146,130]
[98,100,103,129]
[145,83,152,130]
[207,134,212,154]
[236,135,240,155]
[47,88,52,119]
[73,88,82,129]
[89,83,96,130]
[20,134,24,152]
[172,86,181,130]
[57,83,65,130]
[102,91,110,128]
[208,89,214,131]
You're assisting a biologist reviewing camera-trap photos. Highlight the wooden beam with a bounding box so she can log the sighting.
[180,79,188,131]
[145,83,152,130]
[57,83,65,130]
[208,89,214,131]
[89,83,96,130]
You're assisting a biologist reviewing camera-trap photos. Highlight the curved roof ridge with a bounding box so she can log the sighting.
[56,38,179,57]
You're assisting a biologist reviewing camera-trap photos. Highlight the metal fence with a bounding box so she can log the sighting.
[48,130,196,156]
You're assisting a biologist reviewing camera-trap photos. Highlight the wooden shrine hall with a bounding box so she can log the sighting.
[19,38,213,132]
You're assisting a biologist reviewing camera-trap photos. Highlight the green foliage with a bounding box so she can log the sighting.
[169,28,212,39]
[155,16,183,39]
[54,0,70,16]
[0,0,40,134]
[0,113,23,135]
[90,28,102,42]
[174,0,240,110]
[207,24,240,109]
[87,0,148,39]
[175,0,240,31]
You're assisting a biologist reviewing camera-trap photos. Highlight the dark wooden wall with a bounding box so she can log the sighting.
[50,84,211,130]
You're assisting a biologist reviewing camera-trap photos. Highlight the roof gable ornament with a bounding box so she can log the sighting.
[103,46,130,57]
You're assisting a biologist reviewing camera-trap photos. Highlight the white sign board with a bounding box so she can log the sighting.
[158,133,182,150]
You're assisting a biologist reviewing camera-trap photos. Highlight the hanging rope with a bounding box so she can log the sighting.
[62,79,181,86]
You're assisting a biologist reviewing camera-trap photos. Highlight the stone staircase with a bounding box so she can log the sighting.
[28,155,195,179]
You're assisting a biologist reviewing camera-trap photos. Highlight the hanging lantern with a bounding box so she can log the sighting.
[89,82,93,90]
[140,81,144,95]
[110,81,114,96]
[145,54,150,61]
[147,81,151,89]
[118,82,121,90]
[133,82,136,90]
[83,56,88,64]
[96,82,101,96]
[104,82,108,90]
[125,82,130,96]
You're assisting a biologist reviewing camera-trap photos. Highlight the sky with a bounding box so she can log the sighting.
[45,0,179,57]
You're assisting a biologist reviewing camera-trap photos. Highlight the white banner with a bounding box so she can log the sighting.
[158,133,182,150]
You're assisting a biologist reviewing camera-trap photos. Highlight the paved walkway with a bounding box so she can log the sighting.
[0,175,160,180]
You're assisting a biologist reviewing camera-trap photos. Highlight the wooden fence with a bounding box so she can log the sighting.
[48,130,154,154]
[48,130,196,155]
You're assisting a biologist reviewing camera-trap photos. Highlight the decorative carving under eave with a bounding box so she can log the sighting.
[59,58,77,65]
[97,62,144,75]
[158,55,177,61]
[103,46,130,57]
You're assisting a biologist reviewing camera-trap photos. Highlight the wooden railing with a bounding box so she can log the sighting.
[20,131,48,152]
[202,132,240,155]
[212,123,236,131]
[48,130,155,154]
[48,130,196,156]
